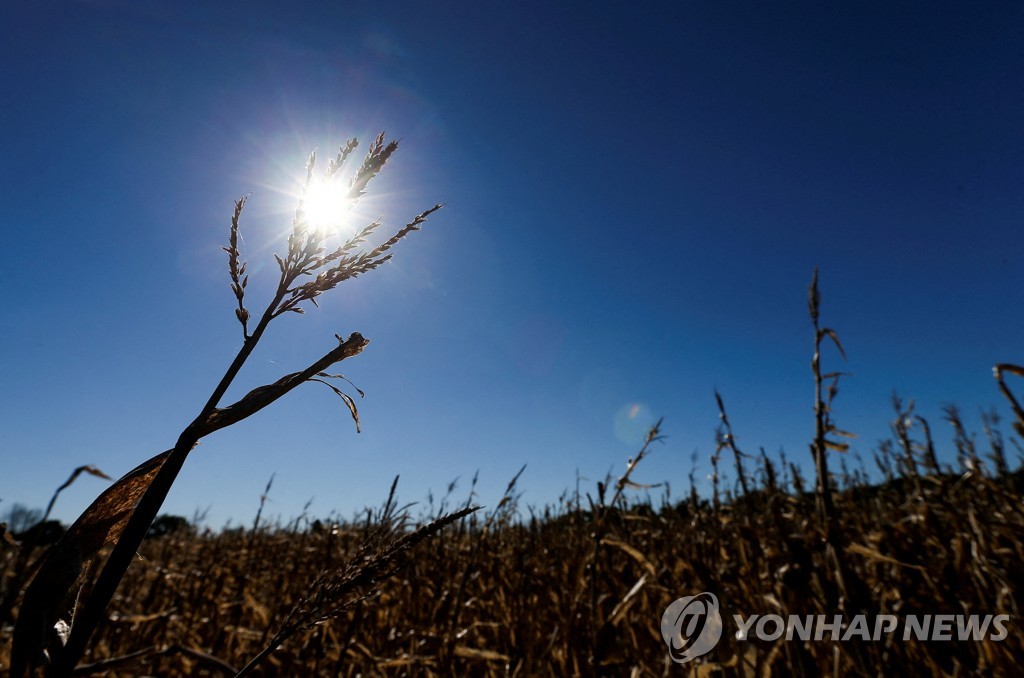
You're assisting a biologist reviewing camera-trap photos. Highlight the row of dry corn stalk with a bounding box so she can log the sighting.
[3,390,1022,675]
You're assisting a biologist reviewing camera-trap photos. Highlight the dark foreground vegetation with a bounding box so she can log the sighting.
[2,402,1023,676]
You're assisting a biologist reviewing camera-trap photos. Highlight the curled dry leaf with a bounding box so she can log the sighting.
[11,449,173,676]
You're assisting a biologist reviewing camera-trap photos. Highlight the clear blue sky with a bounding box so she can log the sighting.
[2,1,1022,527]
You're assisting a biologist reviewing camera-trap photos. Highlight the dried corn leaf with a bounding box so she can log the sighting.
[307,378,361,432]
[608,574,648,626]
[820,327,846,358]
[845,542,924,571]
[11,449,171,676]
[824,439,850,452]
[453,646,511,662]
[600,537,657,576]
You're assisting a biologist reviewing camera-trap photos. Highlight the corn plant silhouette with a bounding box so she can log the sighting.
[11,133,443,677]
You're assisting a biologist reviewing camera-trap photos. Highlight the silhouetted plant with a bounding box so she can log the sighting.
[11,133,445,677]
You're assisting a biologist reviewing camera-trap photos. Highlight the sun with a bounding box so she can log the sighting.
[301,176,352,235]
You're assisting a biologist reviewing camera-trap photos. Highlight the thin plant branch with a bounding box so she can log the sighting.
[11,132,441,678]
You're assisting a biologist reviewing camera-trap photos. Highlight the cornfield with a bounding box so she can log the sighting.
[2,402,1023,675]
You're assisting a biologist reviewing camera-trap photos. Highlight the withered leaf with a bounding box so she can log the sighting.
[11,450,171,677]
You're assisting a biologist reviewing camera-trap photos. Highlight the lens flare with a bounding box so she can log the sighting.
[614,402,655,445]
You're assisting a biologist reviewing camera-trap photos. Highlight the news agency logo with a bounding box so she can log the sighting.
[661,592,1012,664]
[660,592,724,663]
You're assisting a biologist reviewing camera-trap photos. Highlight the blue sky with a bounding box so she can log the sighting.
[2,1,1022,527]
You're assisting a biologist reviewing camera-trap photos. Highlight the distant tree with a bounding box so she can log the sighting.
[1,504,43,535]
[13,521,65,548]
[146,515,193,539]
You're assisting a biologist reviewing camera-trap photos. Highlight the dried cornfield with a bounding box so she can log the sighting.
[2,407,1023,676]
